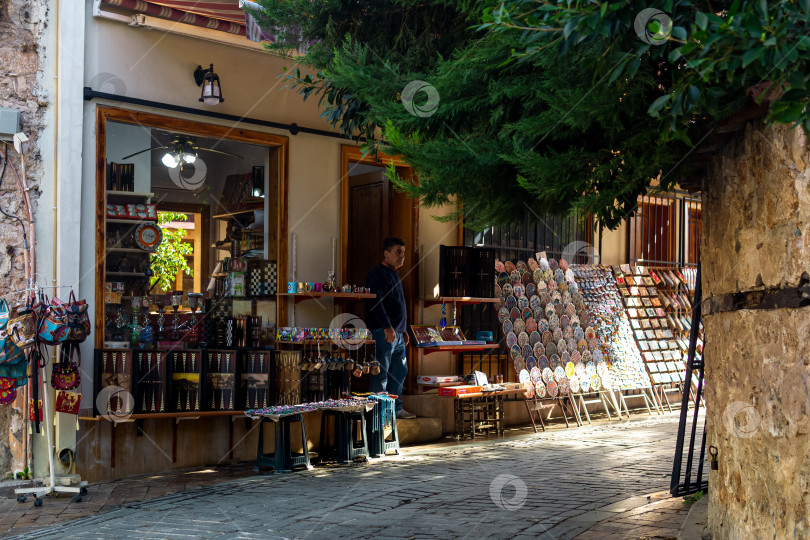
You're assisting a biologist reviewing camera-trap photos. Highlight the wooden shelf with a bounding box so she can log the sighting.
[107,247,149,253]
[106,191,155,199]
[80,410,246,422]
[420,343,501,356]
[278,291,376,304]
[423,297,501,307]
[106,271,149,277]
[277,339,375,346]
[106,218,158,224]
[213,208,261,220]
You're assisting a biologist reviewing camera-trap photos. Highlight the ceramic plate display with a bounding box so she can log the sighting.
[522,307,534,320]
[502,319,513,336]
[534,380,546,398]
[537,354,549,370]
[533,341,545,358]
[518,295,529,310]
[503,283,515,298]
[580,376,591,393]
[544,304,555,318]
[510,344,522,359]
[540,291,552,305]
[513,357,526,373]
[533,268,544,283]
[529,295,542,312]
[523,381,534,399]
[546,379,559,398]
[549,354,561,370]
[510,270,521,285]
[553,366,565,382]
[525,317,538,334]
[593,349,604,363]
[563,326,574,340]
[548,314,560,331]
[510,307,521,321]
[537,318,550,333]
[516,260,528,272]
[522,271,533,285]
[530,367,542,384]
[558,377,570,396]
[545,341,558,357]
[519,369,531,383]
[569,374,580,393]
[497,271,510,286]
[567,338,577,353]
[548,258,559,271]
[557,339,568,355]
[586,361,596,376]
[528,258,538,270]
[522,344,533,359]
[573,327,585,341]
[506,295,518,310]
[591,374,601,391]
[588,337,600,351]
[498,307,510,323]
[135,222,163,252]
[581,350,592,363]
[552,327,564,342]
[513,283,525,298]
[542,367,553,383]
[565,361,576,378]
[505,261,516,274]
[513,318,526,335]
[560,315,570,330]
[542,330,553,346]
[517,331,529,347]
[530,330,542,346]
[561,351,571,364]
[506,332,518,348]
[526,356,537,370]
[526,283,536,297]
[570,350,581,363]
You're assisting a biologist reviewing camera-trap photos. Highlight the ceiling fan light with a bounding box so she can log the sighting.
[162,152,180,168]
[182,152,197,164]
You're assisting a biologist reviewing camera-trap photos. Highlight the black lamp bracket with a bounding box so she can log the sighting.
[193,64,213,87]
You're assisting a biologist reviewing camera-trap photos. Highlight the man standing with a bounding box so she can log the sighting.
[365,237,416,419]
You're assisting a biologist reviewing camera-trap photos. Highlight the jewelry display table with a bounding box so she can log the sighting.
[440,385,526,440]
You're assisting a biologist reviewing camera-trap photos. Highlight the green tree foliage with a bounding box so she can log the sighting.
[257,0,809,229]
[150,212,193,292]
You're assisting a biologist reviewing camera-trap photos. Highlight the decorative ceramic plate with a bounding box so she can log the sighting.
[552,327,564,342]
[591,374,601,391]
[586,361,596,376]
[498,272,510,286]
[502,319,513,336]
[522,344,533,359]
[549,354,561,370]
[495,260,506,273]
[510,345,522,359]
[563,326,574,340]
[516,260,528,273]
[517,331,529,348]
[498,307,510,323]
[542,367,553,383]
[581,350,593,363]
[533,341,545,358]
[134,222,163,252]
[513,283,525,298]
[533,268,544,283]
[526,356,537,370]
[510,271,521,285]
[537,318,550,334]
[546,379,559,398]
[525,318,538,334]
[529,330,542,346]
[534,380,546,398]
[522,271,533,286]
[522,307,534,320]
[573,327,585,341]
[542,330,553,346]
[588,337,600,351]
[554,366,565,382]
[506,296,518,310]
[530,367,542,384]
[549,314,560,331]
[506,332,518,348]
[557,339,568,355]
[523,381,535,399]
[580,376,591,393]
[549,259,559,271]
[528,258,538,270]
[546,341,558,357]
[537,354,549,370]
[569,375,580,393]
[519,369,530,383]
[593,349,604,363]
[570,350,581,363]
[513,318,526,335]
[529,295,542,312]
[565,303,577,318]
[518,296,530,312]
[526,283,536,298]
[513,357,526,373]
[505,261,516,273]
[510,307,521,321]
[567,338,577,353]
[558,377,570,396]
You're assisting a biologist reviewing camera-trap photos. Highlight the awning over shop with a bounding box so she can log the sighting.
[101,0,249,36]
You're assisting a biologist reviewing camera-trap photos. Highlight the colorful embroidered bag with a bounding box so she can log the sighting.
[8,297,36,349]
[37,296,70,345]
[51,343,80,391]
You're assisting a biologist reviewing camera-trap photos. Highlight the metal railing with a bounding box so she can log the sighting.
[629,191,701,268]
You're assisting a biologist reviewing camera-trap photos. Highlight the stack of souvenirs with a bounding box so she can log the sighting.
[496,257,651,401]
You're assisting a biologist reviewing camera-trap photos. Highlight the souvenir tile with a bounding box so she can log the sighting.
[641,298,653,307]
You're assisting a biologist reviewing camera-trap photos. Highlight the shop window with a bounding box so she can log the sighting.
[684,199,702,266]
[95,107,287,415]
[628,195,676,265]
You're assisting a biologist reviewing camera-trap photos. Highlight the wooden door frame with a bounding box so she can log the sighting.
[155,201,210,294]
[95,106,289,347]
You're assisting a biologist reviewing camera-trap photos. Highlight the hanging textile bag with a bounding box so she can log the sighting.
[65,290,91,343]
[0,377,15,405]
[0,298,10,355]
[37,296,70,345]
[8,296,37,349]
[51,343,80,391]
[0,349,28,387]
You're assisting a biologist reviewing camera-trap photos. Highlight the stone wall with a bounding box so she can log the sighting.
[702,122,810,539]
[0,0,49,476]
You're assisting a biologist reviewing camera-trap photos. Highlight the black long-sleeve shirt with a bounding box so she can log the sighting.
[364,263,407,332]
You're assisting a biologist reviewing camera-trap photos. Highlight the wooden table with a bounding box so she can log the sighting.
[440,385,526,440]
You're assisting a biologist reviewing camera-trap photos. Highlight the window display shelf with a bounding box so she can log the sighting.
[420,343,500,356]
[423,296,501,307]
[106,191,155,199]
[278,291,376,304]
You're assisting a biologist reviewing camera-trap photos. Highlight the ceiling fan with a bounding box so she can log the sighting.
[121,135,243,170]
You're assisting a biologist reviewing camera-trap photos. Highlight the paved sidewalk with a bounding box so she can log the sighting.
[1,411,701,539]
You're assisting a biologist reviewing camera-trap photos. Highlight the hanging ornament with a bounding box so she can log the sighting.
[440,303,447,329]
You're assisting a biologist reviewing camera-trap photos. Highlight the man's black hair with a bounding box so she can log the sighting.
[383,237,405,252]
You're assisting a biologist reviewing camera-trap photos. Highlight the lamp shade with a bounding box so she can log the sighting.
[162,152,180,168]
[196,64,224,105]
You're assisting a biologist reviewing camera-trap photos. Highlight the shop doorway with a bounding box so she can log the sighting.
[341,146,419,390]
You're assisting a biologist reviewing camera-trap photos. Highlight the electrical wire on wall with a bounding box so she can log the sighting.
[0,142,30,252]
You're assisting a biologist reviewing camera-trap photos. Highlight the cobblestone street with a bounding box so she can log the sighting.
[1,411,699,539]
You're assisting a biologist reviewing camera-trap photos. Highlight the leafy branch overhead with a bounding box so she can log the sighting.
[258,0,810,229]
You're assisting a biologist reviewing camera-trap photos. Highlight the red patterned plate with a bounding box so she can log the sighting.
[525,318,538,334]
[534,380,546,398]
[546,379,559,398]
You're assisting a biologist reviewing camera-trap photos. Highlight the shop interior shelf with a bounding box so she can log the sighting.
[423,297,501,307]
[420,343,501,356]
[278,291,376,304]
[107,247,149,253]
[106,191,155,199]
[106,218,158,224]
[105,271,149,277]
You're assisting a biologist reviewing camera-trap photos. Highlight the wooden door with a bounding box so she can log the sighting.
[348,170,389,287]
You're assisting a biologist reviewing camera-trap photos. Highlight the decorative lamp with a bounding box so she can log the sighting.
[194,64,224,105]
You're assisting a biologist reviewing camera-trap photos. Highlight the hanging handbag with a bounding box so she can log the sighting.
[37,296,70,345]
[51,343,80,391]
[0,350,28,387]
[0,298,9,354]
[8,296,37,349]
[65,290,91,343]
